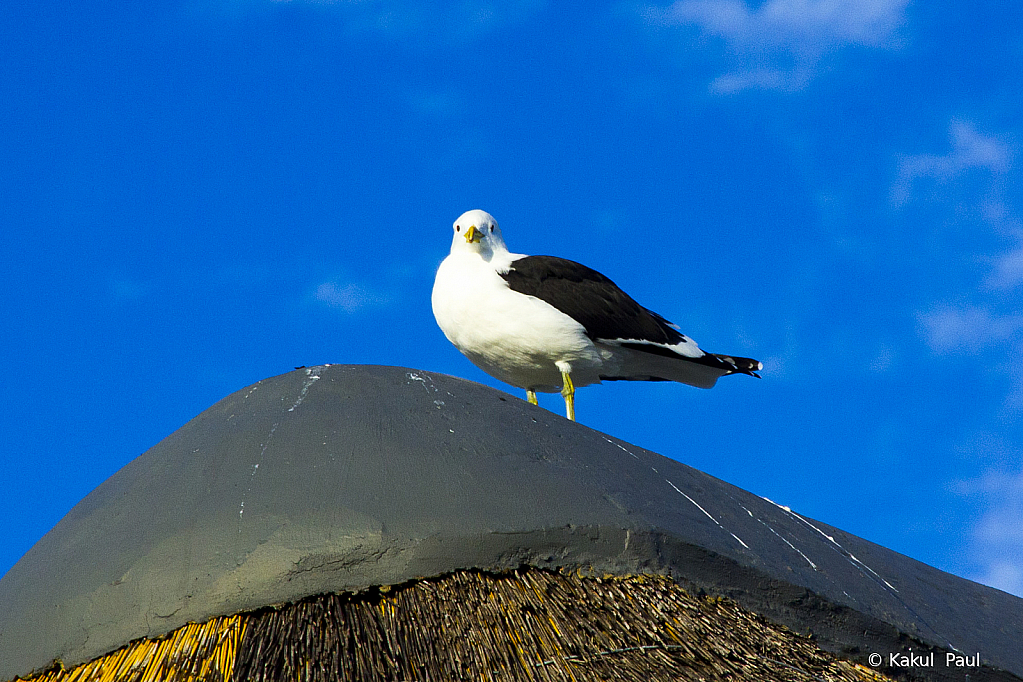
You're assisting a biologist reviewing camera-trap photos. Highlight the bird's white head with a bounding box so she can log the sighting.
[450,209,508,261]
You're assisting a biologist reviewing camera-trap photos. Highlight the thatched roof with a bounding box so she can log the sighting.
[20,569,891,682]
[2,365,1021,682]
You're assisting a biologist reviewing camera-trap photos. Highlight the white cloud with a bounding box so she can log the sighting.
[648,0,907,49]
[974,561,1023,597]
[314,282,388,312]
[893,121,1011,206]
[917,305,1023,356]
[710,67,807,94]
[644,0,909,91]
[907,123,1022,401]
[951,464,1023,597]
[986,245,1023,290]
[902,122,1023,596]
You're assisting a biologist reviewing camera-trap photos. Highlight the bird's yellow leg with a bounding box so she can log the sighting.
[526,389,538,405]
[560,371,575,421]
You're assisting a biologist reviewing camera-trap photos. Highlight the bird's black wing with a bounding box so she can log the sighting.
[501,255,762,377]
[500,255,685,345]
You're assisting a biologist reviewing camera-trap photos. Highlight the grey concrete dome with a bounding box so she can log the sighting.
[1,365,1021,681]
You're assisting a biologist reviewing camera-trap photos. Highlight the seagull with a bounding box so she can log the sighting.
[431,209,762,421]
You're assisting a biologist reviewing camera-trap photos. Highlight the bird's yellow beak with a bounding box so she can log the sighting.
[464,225,483,243]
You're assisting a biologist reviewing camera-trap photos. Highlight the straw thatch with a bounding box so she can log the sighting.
[19,616,245,682]
[15,568,891,682]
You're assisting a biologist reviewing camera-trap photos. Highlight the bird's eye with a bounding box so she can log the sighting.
[490,226,494,232]
[456,225,461,232]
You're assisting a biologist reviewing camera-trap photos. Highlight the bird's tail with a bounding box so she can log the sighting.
[710,354,763,378]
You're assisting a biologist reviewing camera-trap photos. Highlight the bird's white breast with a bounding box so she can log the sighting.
[431,253,605,390]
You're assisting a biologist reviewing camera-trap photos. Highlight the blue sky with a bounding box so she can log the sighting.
[2,1,1022,598]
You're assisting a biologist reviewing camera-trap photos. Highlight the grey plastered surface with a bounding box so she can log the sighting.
[0,365,1020,681]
